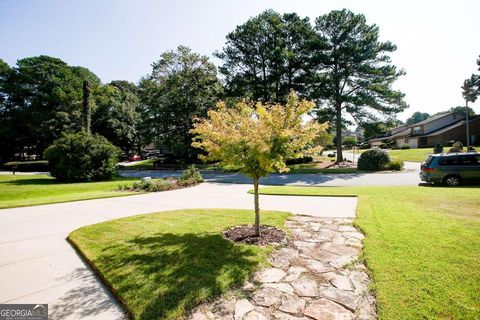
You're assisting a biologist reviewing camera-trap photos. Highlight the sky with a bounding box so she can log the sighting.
[1,0,479,121]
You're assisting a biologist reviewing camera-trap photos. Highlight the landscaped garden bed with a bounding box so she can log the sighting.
[223,225,286,245]
[68,209,290,320]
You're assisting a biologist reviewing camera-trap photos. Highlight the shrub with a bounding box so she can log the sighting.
[357,149,390,171]
[286,156,313,165]
[327,153,336,158]
[44,132,121,182]
[3,160,49,172]
[131,179,173,192]
[400,143,410,149]
[433,144,444,153]
[380,143,388,149]
[358,142,371,149]
[178,165,204,183]
[384,160,404,171]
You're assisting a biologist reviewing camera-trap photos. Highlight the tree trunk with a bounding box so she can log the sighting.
[82,80,91,133]
[253,176,260,237]
[335,104,343,162]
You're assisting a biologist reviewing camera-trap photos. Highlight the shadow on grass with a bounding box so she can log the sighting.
[2,178,57,185]
[91,232,260,320]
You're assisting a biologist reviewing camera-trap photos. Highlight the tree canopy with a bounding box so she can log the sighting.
[462,55,480,103]
[406,111,430,125]
[216,10,314,103]
[93,82,140,154]
[360,118,402,141]
[449,106,476,117]
[0,56,101,160]
[191,92,327,235]
[139,46,223,163]
[0,56,142,162]
[310,9,407,161]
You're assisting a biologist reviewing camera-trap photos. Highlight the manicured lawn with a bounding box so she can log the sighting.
[69,209,289,320]
[256,186,480,320]
[122,159,157,170]
[0,174,138,209]
[388,147,433,162]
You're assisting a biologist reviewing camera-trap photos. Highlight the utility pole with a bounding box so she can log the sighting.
[465,99,470,148]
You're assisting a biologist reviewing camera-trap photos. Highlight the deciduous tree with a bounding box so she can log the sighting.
[139,46,222,162]
[191,92,327,236]
[93,82,140,155]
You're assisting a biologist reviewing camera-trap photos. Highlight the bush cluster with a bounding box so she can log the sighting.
[178,165,204,183]
[400,143,410,149]
[357,149,390,171]
[384,160,404,171]
[44,132,121,182]
[285,156,313,165]
[119,166,204,192]
[3,160,49,172]
[130,179,174,192]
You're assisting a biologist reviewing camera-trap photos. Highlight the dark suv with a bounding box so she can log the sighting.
[420,152,480,186]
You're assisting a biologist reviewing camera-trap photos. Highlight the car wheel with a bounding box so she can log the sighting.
[443,175,461,187]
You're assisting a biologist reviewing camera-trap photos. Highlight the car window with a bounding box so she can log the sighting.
[460,155,479,165]
[424,156,434,165]
[438,156,459,166]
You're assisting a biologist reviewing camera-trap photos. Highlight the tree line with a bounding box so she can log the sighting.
[1,9,410,163]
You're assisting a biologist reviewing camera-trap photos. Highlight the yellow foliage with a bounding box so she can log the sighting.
[191,92,328,178]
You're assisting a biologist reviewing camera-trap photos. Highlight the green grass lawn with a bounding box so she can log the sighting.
[69,209,289,320]
[0,174,139,209]
[256,186,480,320]
[388,147,433,162]
[122,159,157,170]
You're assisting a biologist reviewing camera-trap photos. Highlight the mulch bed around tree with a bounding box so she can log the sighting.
[223,225,286,245]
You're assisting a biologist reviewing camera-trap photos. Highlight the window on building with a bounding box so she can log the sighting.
[404,138,409,143]
[413,126,422,134]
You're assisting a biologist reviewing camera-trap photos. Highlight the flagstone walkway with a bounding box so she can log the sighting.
[190,215,376,320]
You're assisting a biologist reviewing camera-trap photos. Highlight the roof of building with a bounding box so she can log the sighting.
[422,116,480,137]
[368,112,468,142]
[413,111,464,126]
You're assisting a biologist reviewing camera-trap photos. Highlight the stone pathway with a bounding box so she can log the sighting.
[190,215,376,320]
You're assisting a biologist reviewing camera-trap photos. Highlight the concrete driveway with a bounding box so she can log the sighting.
[0,183,357,320]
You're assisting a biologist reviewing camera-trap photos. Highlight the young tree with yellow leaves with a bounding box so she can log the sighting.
[191,92,328,236]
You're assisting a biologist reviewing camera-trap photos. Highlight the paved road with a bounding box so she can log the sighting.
[121,161,421,186]
[0,183,357,320]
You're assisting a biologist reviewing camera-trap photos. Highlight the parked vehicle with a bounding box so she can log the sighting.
[420,152,480,186]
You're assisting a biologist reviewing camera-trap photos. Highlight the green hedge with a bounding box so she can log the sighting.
[3,160,49,172]
[286,156,314,165]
